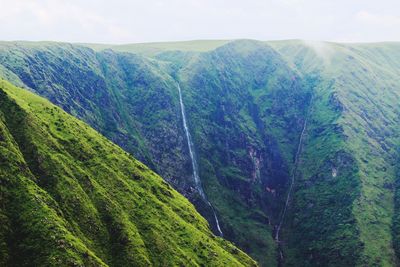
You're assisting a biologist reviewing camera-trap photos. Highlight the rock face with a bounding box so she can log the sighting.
[0,40,399,266]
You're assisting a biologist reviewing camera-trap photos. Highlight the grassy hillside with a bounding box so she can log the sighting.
[0,39,399,266]
[176,40,312,266]
[82,39,232,56]
[0,40,307,266]
[0,42,191,188]
[0,79,256,266]
[271,40,400,266]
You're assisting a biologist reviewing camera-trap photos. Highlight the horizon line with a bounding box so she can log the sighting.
[1,38,400,46]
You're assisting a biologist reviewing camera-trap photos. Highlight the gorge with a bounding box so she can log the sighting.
[0,39,399,266]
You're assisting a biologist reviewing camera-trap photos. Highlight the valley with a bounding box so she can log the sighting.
[0,39,399,266]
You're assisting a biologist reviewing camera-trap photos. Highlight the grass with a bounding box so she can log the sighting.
[0,39,399,266]
[0,79,257,266]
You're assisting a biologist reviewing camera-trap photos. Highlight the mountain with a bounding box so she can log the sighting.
[81,39,231,56]
[0,39,399,266]
[269,40,400,266]
[0,79,255,266]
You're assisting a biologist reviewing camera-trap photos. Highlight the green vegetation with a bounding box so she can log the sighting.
[176,40,312,266]
[0,39,399,266]
[271,40,400,266]
[0,40,304,265]
[0,80,256,266]
[82,39,232,56]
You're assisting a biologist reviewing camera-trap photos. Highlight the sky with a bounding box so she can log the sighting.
[0,0,399,44]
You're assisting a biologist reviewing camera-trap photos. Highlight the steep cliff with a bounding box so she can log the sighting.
[0,79,255,266]
[0,40,399,266]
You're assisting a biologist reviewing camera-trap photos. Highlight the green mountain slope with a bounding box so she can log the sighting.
[0,39,399,266]
[0,42,190,188]
[270,40,400,266]
[0,40,307,266]
[175,40,312,266]
[82,39,231,56]
[0,79,256,266]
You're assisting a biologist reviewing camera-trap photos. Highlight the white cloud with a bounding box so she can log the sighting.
[356,10,400,27]
[0,0,399,43]
[302,40,335,65]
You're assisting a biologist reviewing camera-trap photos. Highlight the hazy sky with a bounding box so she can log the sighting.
[1,0,399,44]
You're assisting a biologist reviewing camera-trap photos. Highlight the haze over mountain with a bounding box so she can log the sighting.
[1,0,400,43]
[0,39,399,266]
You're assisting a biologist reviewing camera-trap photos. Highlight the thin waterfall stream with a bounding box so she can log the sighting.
[177,83,223,236]
[275,93,313,264]
[274,116,308,243]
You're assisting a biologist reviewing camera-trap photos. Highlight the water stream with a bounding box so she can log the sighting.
[275,94,313,264]
[177,83,223,236]
[275,116,308,242]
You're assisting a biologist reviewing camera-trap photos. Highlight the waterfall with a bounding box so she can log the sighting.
[177,83,223,237]
[275,93,313,264]
[274,116,308,242]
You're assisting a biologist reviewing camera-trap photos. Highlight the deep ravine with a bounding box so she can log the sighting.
[274,116,308,241]
[177,83,224,236]
[274,94,313,264]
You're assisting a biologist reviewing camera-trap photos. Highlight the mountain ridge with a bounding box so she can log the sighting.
[0,39,399,266]
[0,79,256,266]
